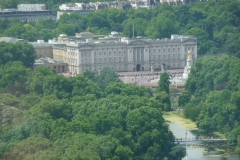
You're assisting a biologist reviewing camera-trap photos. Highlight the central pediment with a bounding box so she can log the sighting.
[79,43,94,48]
[129,40,149,45]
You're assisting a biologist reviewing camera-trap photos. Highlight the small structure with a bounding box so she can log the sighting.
[33,57,68,73]
[0,37,25,43]
[17,4,46,11]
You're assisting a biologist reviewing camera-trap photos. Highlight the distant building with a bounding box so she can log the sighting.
[33,57,68,73]
[57,1,131,19]
[0,37,25,43]
[17,4,46,11]
[29,40,53,58]
[51,32,197,74]
[0,4,56,22]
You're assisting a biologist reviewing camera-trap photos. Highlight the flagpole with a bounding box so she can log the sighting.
[132,21,134,38]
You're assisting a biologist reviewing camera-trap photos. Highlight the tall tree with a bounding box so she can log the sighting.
[97,66,118,91]
[158,72,171,94]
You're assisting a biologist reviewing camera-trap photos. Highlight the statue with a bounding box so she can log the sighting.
[187,50,192,59]
[161,64,165,73]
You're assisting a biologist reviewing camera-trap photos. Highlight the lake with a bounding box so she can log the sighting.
[169,122,240,160]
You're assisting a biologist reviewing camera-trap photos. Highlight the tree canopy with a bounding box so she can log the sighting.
[0,42,36,67]
[0,62,185,159]
[179,55,240,156]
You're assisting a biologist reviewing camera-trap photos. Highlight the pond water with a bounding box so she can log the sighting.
[169,122,240,160]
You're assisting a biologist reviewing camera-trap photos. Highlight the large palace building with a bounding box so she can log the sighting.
[51,32,197,74]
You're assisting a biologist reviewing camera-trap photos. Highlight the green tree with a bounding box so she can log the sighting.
[158,72,171,94]
[27,66,56,95]
[0,61,31,94]
[97,66,118,91]
[185,27,215,55]
[178,90,191,107]
[154,92,171,111]
[0,42,36,67]
[55,24,76,36]
[145,13,180,39]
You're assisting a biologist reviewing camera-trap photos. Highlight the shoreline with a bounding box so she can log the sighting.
[163,111,198,131]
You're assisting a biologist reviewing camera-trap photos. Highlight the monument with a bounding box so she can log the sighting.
[170,50,193,86]
[151,50,194,85]
[182,50,193,79]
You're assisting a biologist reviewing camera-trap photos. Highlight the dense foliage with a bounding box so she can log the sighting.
[180,55,240,155]
[0,63,185,159]
[0,42,36,67]
[0,0,240,56]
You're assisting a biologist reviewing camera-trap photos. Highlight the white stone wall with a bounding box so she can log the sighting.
[55,35,197,74]
[18,4,46,11]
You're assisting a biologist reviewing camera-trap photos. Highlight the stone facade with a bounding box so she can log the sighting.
[52,43,67,62]
[57,10,93,19]
[29,40,53,58]
[17,4,46,11]
[52,33,197,74]
[34,57,68,73]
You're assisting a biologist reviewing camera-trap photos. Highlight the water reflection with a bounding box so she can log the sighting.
[168,122,239,160]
